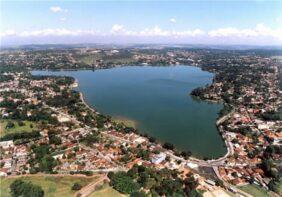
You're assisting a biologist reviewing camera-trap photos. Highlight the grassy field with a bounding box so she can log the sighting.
[79,54,102,65]
[103,57,135,64]
[90,184,125,197]
[81,56,95,64]
[113,117,138,129]
[278,182,282,195]
[238,184,270,197]
[77,53,135,65]
[0,120,38,137]
[0,175,98,197]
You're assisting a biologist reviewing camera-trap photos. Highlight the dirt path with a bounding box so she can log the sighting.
[75,174,109,197]
[0,121,4,136]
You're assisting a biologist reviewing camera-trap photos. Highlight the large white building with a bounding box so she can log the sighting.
[0,140,14,149]
[151,153,166,164]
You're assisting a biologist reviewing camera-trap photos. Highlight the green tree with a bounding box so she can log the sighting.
[215,179,224,187]
[49,135,62,145]
[109,172,140,194]
[81,133,100,146]
[130,191,147,197]
[10,179,44,197]
[39,155,57,173]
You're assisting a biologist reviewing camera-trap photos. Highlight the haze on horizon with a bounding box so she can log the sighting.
[1,0,282,46]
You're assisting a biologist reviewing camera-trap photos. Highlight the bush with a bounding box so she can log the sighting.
[268,180,281,194]
[162,142,174,150]
[5,121,15,129]
[18,121,25,127]
[72,182,83,191]
[149,136,156,143]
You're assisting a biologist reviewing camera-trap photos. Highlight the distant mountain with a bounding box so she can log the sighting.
[1,43,282,51]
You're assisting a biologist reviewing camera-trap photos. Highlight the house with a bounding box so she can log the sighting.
[0,171,8,177]
[57,115,71,123]
[0,140,14,149]
[134,137,146,144]
[151,153,166,164]
[187,162,198,169]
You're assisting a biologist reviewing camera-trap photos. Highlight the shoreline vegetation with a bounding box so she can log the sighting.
[113,116,138,129]
[77,81,138,130]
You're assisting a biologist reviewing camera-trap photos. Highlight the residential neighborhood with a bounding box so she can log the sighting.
[0,48,281,196]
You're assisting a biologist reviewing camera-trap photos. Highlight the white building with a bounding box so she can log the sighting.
[151,153,166,164]
[0,140,14,149]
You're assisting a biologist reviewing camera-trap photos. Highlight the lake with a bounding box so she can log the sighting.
[33,65,227,158]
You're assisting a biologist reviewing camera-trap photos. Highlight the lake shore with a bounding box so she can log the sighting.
[33,65,228,159]
[113,116,138,129]
[78,87,230,164]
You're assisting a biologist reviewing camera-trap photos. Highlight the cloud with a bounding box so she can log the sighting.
[171,29,205,37]
[111,24,125,33]
[50,6,68,13]
[140,26,205,37]
[109,25,204,37]
[275,17,282,24]
[0,29,17,37]
[1,29,96,37]
[1,24,282,45]
[169,18,177,23]
[60,17,66,22]
[208,24,282,40]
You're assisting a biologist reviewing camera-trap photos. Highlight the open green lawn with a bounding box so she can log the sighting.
[0,120,38,137]
[274,180,282,195]
[238,184,270,197]
[103,57,135,64]
[77,54,103,65]
[0,175,98,197]
[90,184,125,197]
[78,54,135,65]
[113,117,138,129]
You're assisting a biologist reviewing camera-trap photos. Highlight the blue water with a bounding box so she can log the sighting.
[33,65,227,158]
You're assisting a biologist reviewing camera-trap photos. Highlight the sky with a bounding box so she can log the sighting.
[1,0,282,46]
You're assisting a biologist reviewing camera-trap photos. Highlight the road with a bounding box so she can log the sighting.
[45,100,255,197]
[216,109,235,126]
[213,166,253,197]
[48,104,234,167]
[75,174,109,197]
